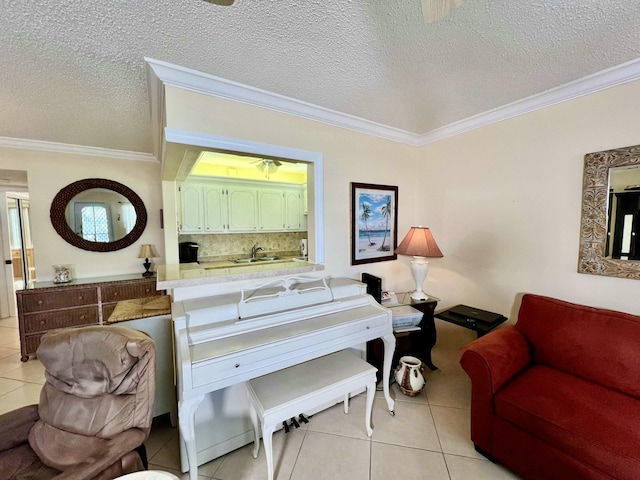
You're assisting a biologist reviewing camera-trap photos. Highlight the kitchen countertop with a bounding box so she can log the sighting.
[157,256,323,290]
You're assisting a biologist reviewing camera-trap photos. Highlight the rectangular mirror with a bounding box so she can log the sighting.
[578,144,640,279]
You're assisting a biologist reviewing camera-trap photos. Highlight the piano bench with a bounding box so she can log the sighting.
[246,350,377,480]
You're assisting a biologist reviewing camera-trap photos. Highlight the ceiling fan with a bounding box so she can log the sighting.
[201,0,235,5]
[253,159,282,177]
[420,0,462,24]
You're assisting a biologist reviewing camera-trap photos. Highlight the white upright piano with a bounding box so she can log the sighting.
[172,276,396,479]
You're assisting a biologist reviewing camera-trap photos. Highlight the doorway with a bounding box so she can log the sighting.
[7,196,35,289]
[611,191,640,260]
[0,169,31,318]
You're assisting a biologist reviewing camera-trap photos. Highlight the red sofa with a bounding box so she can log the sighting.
[460,294,640,480]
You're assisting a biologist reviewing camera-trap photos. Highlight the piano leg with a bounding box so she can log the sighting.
[381,333,396,415]
[179,394,205,480]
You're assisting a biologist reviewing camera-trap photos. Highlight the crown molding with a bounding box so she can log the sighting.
[0,136,157,162]
[146,57,640,148]
[416,57,640,145]
[144,58,421,146]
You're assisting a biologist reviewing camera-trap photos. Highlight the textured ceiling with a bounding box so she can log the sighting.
[2,0,640,154]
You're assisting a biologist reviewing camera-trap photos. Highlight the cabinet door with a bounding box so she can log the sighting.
[284,190,302,231]
[258,188,285,231]
[179,184,203,233]
[227,187,258,231]
[203,186,228,233]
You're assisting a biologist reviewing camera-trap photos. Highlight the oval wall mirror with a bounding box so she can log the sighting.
[50,178,147,252]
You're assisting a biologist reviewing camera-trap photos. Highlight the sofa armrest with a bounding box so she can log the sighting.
[0,404,39,452]
[460,325,531,450]
[461,325,532,394]
[53,429,146,480]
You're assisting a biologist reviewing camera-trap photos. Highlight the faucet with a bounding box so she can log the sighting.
[251,244,264,259]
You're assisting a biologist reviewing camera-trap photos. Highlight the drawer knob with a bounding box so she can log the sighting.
[235,363,240,368]
[40,320,45,325]
[145,288,150,293]
[37,300,43,305]
[80,315,85,320]
[78,296,83,300]
[366,326,370,330]
[113,292,119,296]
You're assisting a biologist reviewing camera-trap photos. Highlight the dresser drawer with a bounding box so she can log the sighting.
[101,281,159,303]
[22,306,99,333]
[20,288,98,313]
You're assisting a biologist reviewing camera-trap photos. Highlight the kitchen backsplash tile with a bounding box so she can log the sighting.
[179,232,308,261]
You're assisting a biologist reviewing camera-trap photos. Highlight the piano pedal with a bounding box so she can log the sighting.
[298,414,309,424]
[283,421,290,433]
[290,417,300,428]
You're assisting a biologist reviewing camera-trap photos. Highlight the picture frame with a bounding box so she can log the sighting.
[351,183,398,265]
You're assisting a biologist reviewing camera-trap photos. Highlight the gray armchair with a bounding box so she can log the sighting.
[0,325,156,480]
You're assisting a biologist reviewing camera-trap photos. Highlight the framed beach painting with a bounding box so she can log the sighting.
[351,183,398,265]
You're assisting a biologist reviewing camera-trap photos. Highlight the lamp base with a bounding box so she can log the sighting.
[142,258,153,277]
[409,256,430,302]
[409,290,428,301]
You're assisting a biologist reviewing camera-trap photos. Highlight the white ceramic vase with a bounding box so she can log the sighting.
[394,355,426,397]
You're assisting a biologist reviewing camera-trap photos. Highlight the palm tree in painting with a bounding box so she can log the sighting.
[378,196,391,251]
[361,202,376,246]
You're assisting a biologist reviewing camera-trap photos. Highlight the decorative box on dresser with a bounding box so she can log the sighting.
[16,274,164,362]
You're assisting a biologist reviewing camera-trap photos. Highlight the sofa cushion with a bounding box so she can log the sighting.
[516,294,640,399]
[496,365,640,479]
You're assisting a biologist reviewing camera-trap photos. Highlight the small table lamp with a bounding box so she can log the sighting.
[395,226,443,300]
[138,244,159,277]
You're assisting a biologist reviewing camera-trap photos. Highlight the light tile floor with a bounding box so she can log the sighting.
[0,315,521,480]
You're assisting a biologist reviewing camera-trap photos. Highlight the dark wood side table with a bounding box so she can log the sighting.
[434,306,507,338]
[367,292,440,377]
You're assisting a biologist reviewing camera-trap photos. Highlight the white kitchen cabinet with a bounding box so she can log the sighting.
[179,183,204,233]
[177,178,306,234]
[258,188,285,231]
[203,185,228,233]
[227,187,258,231]
[284,189,302,231]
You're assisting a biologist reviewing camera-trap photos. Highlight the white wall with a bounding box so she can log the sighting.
[4,78,639,319]
[0,147,165,281]
[164,86,420,293]
[418,79,640,317]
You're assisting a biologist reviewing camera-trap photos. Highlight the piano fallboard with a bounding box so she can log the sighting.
[189,302,389,391]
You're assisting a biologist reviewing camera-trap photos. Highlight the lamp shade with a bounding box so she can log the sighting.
[395,227,443,258]
[138,244,159,259]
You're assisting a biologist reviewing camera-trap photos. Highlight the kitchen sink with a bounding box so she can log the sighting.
[233,258,259,263]
[258,256,279,261]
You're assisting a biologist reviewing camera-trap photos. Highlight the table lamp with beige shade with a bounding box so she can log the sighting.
[138,244,159,277]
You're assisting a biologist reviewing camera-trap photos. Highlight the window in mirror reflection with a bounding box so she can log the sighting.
[76,203,110,241]
[65,188,137,243]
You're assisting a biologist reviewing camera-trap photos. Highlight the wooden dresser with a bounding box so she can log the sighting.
[16,274,164,361]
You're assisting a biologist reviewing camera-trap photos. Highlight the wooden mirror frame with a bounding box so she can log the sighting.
[50,178,147,252]
[578,144,640,280]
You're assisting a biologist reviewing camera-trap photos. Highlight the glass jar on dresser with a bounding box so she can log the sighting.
[16,274,164,362]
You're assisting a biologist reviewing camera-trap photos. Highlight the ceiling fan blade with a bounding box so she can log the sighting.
[273,160,282,167]
[202,0,235,5]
